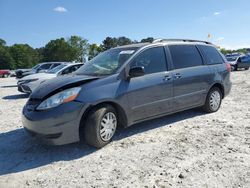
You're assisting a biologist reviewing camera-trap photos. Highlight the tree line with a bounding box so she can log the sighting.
[1,36,248,70]
[0,36,154,70]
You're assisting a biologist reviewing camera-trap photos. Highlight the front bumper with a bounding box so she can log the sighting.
[22,101,87,145]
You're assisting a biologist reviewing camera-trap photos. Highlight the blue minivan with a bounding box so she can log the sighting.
[22,39,232,148]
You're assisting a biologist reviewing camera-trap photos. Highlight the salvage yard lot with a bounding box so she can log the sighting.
[0,71,250,188]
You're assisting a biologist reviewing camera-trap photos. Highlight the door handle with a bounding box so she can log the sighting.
[174,73,182,79]
[163,75,172,81]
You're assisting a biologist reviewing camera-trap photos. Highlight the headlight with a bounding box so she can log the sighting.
[36,87,81,110]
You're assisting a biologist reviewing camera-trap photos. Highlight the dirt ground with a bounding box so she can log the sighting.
[0,71,250,188]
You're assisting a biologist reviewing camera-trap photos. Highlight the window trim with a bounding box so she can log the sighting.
[128,46,168,75]
[167,44,205,70]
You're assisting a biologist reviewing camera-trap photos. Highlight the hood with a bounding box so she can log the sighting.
[20,73,55,81]
[30,75,98,99]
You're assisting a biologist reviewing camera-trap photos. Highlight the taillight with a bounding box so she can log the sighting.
[226,63,231,72]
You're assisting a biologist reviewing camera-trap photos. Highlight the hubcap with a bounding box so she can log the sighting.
[100,112,117,141]
[209,90,221,111]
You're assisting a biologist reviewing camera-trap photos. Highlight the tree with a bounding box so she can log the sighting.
[9,44,39,69]
[101,36,133,50]
[140,37,154,43]
[0,38,6,46]
[67,36,89,62]
[88,44,102,60]
[0,46,15,69]
[42,38,75,62]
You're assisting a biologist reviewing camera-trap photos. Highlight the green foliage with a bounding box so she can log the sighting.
[9,44,39,69]
[101,36,133,50]
[0,46,15,69]
[140,37,154,43]
[0,38,6,46]
[220,48,250,55]
[67,36,89,62]
[88,44,102,60]
[42,38,76,62]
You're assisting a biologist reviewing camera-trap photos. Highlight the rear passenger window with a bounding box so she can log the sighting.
[130,47,167,74]
[199,45,224,65]
[39,64,52,70]
[169,45,203,69]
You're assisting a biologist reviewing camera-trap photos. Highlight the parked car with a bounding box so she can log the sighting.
[15,62,64,79]
[17,63,83,94]
[22,39,232,148]
[226,54,250,71]
[0,70,11,78]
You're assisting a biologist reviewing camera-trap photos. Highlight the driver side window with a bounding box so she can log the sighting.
[130,47,167,74]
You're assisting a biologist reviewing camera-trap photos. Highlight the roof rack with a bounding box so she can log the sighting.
[152,39,212,45]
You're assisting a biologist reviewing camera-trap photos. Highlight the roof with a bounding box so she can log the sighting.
[113,39,213,50]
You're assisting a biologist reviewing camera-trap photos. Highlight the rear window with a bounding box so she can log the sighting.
[169,45,203,69]
[199,45,224,65]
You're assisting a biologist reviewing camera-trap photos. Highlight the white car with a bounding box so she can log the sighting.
[17,63,83,94]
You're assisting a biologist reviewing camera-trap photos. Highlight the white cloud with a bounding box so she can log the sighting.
[214,12,221,16]
[216,37,225,42]
[53,6,68,13]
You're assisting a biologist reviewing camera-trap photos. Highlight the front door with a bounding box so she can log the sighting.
[126,46,174,122]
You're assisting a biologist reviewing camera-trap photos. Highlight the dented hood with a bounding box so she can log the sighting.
[30,74,98,99]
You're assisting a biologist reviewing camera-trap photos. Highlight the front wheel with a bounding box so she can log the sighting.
[202,87,222,113]
[84,105,118,148]
[245,67,249,70]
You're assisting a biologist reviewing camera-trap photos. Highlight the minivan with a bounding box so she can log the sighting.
[22,39,232,148]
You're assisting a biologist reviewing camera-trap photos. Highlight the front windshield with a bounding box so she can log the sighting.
[76,47,138,76]
[32,64,40,70]
[47,64,66,74]
[226,56,238,62]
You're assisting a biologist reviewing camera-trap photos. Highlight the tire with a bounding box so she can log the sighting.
[245,67,249,70]
[202,87,222,113]
[235,65,238,71]
[231,66,235,71]
[84,105,118,148]
[3,74,8,78]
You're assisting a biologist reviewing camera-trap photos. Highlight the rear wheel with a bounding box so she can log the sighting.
[84,105,117,148]
[202,87,222,113]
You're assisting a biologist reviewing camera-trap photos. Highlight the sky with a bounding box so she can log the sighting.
[0,0,250,49]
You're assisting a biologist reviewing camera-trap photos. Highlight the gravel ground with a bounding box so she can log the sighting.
[0,71,250,188]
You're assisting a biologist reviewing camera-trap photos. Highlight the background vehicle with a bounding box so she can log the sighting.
[18,63,83,93]
[15,62,64,79]
[226,53,250,71]
[22,39,231,148]
[0,70,11,78]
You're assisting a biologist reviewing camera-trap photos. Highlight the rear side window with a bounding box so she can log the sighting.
[130,47,167,74]
[39,63,52,70]
[50,63,61,69]
[199,45,224,65]
[169,45,203,69]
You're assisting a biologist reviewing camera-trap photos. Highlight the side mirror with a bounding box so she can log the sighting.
[128,66,145,78]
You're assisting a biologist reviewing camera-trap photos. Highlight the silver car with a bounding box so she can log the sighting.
[17,63,83,93]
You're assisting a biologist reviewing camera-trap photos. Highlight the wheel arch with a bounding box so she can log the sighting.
[209,83,225,98]
[79,101,128,134]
